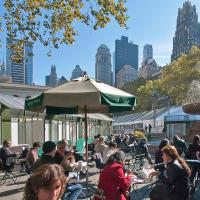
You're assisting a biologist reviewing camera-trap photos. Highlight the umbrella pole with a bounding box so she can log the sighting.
[84,105,89,184]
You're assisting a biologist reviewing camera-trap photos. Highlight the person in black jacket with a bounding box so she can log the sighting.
[186,135,200,160]
[154,138,169,172]
[172,135,187,156]
[149,145,191,200]
[33,141,56,171]
[0,140,17,172]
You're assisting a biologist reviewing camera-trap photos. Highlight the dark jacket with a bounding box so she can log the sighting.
[154,149,165,172]
[173,139,187,155]
[0,147,17,167]
[54,152,64,165]
[33,154,56,171]
[158,160,190,200]
[186,143,200,159]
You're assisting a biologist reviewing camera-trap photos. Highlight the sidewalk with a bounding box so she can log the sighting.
[1,166,200,200]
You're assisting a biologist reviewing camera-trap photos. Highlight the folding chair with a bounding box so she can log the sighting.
[0,158,17,184]
[92,153,104,172]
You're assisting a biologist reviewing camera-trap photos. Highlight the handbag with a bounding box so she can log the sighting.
[93,188,105,200]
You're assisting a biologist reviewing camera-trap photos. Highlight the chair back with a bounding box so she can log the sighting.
[92,153,103,169]
[0,158,4,170]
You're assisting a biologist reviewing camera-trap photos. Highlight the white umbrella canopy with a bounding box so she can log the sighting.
[25,76,136,114]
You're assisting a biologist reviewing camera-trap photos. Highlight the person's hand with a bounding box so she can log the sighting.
[126,169,135,177]
[149,171,160,180]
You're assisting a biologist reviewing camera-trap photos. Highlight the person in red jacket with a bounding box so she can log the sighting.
[93,151,133,200]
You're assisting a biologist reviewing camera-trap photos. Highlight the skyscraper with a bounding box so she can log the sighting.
[45,65,57,87]
[95,44,112,85]
[171,1,200,61]
[6,38,33,85]
[71,65,83,80]
[116,65,138,88]
[115,36,138,86]
[143,44,153,62]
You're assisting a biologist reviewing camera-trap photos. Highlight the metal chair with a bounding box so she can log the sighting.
[0,158,17,184]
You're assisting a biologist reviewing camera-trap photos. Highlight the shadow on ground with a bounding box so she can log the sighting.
[0,187,24,197]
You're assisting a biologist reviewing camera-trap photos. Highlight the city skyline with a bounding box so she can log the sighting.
[0,0,200,85]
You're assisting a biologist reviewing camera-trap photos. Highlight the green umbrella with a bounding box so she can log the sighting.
[25,76,135,114]
[25,75,136,190]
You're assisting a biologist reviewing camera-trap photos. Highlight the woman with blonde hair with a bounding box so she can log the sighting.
[23,164,67,200]
[149,145,191,200]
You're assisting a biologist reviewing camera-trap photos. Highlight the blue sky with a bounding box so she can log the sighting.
[0,0,200,85]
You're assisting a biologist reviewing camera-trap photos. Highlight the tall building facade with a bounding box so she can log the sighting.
[116,65,138,88]
[115,36,138,86]
[6,38,33,85]
[139,59,161,80]
[95,44,112,85]
[143,44,153,62]
[171,1,200,61]
[45,65,57,87]
[71,65,83,80]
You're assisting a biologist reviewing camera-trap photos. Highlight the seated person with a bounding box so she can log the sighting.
[154,138,169,172]
[185,135,200,183]
[186,135,200,159]
[34,140,82,200]
[23,164,67,200]
[26,142,41,171]
[0,140,17,172]
[137,138,153,165]
[93,151,133,200]
[172,135,187,156]
[33,141,56,171]
[94,136,107,155]
[150,145,191,200]
[102,142,118,164]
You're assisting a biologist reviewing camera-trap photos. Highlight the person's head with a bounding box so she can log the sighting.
[192,135,200,145]
[108,142,117,150]
[98,136,105,144]
[106,151,126,165]
[125,135,129,141]
[23,164,66,200]
[3,140,11,148]
[61,139,68,147]
[162,145,191,176]
[162,145,178,163]
[141,138,147,144]
[56,140,66,156]
[42,141,56,157]
[159,138,169,150]
[33,142,41,150]
[173,135,180,142]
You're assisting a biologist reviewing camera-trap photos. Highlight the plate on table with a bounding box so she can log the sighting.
[132,178,145,184]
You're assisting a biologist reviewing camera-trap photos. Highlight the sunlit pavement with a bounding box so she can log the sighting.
[0,167,200,200]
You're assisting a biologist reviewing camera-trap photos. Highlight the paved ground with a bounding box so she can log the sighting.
[1,165,200,200]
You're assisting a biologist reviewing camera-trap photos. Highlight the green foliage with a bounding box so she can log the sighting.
[1,0,128,60]
[137,47,200,109]
[122,47,200,111]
